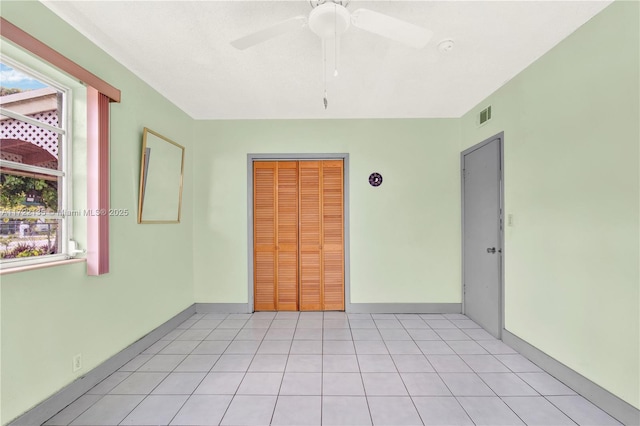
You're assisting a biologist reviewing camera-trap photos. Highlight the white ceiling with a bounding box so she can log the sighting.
[42,1,612,120]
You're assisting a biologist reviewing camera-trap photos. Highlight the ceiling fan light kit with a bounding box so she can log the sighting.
[309,3,351,38]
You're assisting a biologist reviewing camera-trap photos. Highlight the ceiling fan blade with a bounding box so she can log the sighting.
[231,16,307,50]
[351,8,433,49]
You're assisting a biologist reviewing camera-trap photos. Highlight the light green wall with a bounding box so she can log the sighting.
[192,119,462,304]
[1,0,637,422]
[0,2,195,423]
[460,1,639,409]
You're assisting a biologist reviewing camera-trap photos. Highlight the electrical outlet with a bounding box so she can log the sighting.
[72,354,82,372]
[507,214,514,227]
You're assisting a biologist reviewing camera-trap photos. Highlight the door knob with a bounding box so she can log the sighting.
[486,247,496,254]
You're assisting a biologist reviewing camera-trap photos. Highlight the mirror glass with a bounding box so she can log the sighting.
[138,128,184,223]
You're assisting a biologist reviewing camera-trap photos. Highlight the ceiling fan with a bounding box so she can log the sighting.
[231,0,433,51]
[231,0,433,108]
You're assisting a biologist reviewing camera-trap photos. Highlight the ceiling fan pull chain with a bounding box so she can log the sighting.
[322,38,328,109]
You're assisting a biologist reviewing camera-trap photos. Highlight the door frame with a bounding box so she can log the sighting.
[247,153,351,312]
[460,132,505,338]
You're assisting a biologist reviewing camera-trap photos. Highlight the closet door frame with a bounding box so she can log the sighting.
[247,153,350,312]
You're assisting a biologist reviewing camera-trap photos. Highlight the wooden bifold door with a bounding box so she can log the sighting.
[253,160,344,311]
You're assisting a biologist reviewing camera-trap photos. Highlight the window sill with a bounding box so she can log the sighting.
[0,258,86,276]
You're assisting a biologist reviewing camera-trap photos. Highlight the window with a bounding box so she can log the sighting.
[0,57,72,268]
[1,16,120,275]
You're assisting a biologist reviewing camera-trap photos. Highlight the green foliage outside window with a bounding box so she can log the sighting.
[0,173,58,211]
[0,173,59,259]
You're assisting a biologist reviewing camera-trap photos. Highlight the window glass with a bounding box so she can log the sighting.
[0,60,68,265]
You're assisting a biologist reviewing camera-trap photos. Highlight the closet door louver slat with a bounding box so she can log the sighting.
[276,162,299,310]
[322,160,345,311]
[299,161,322,311]
[254,162,277,311]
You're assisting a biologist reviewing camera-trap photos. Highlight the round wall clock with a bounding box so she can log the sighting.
[369,172,383,187]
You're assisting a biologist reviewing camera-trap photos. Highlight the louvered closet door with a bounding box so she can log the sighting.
[254,160,343,311]
[254,161,299,311]
[276,162,299,311]
[254,162,277,311]
[299,161,322,311]
[322,160,344,310]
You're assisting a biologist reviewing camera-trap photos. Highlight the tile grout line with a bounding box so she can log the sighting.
[439,315,547,425]
[412,313,481,425]
[48,394,105,426]
[65,313,211,425]
[162,313,232,426]
[65,313,210,425]
[153,313,241,423]
[542,396,589,426]
[392,313,428,426]
[319,312,324,426]
[348,314,376,426]
[48,311,607,426]
[416,313,480,426]
[444,323,574,425]
[225,312,274,425]
[269,311,301,425]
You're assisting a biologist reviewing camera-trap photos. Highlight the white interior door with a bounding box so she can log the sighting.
[462,136,503,338]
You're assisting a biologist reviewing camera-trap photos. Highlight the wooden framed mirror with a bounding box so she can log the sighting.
[137,128,185,224]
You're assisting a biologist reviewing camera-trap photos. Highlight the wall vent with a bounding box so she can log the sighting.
[479,105,492,125]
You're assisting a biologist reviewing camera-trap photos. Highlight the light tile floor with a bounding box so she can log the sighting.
[44,312,622,425]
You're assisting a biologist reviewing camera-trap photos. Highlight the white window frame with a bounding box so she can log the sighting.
[0,55,73,269]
